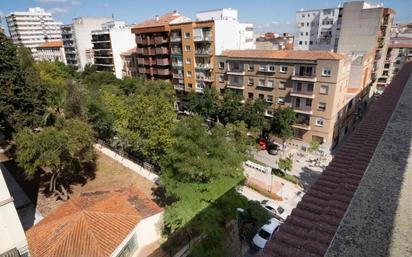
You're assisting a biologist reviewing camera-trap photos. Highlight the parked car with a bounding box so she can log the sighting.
[261,200,287,221]
[267,143,279,155]
[258,138,267,150]
[252,218,280,250]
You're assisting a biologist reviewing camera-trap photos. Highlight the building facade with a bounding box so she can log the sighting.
[215,49,374,149]
[130,9,255,100]
[121,47,139,77]
[91,21,136,78]
[294,7,342,51]
[377,42,412,92]
[6,7,62,59]
[62,16,113,71]
[35,40,66,63]
[0,167,28,257]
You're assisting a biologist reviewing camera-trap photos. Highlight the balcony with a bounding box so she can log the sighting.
[137,58,144,65]
[155,47,169,55]
[141,37,155,45]
[171,49,182,56]
[195,87,205,93]
[136,48,143,54]
[174,84,184,91]
[292,122,311,130]
[172,62,183,68]
[157,68,170,76]
[290,89,315,99]
[196,76,213,82]
[227,70,245,75]
[195,63,212,70]
[293,106,313,115]
[170,36,182,42]
[264,110,274,117]
[136,36,143,44]
[143,48,155,55]
[291,74,317,82]
[194,32,213,42]
[156,58,170,66]
[258,66,276,73]
[226,82,244,90]
[154,36,167,45]
[172,73,184,79]
[257,82,274,89]
[195,49,212,56]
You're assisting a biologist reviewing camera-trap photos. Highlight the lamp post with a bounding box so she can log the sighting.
[236,208,245,256]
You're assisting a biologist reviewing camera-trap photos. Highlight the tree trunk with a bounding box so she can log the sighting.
[49,173,56,193]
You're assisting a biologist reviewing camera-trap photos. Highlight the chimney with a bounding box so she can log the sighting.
[155,15,159,21]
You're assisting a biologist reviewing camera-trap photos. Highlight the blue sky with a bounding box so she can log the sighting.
[0,0,411,33]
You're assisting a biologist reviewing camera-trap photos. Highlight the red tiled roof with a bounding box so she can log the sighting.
[132,11,182,29]
[121,47,137,56]
[258,62,412,257]
[26,188,162,257]
[221,50,345,61]
[389,43,412,49]
[37,40,63,48]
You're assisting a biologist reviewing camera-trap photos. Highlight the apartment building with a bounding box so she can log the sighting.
[256,33,294,50]
[130,9,255,96]
[35,40,66,63]
[121,47,139,77]
[294,7,342,51]
[62,17,113,71]
[377,42,412,92]
[91,21,135,78]
[215,49,375,149]
[6,7,62,59]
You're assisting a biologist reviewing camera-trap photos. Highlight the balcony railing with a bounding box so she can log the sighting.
[194,33,213,42]
[172,73,184,79]
[171,49,182,55]
[154,36,168,45]
[157,68,170,76]
[195,63,212,70]
[195,49,212,55]
[291,73,317,82]
[136,36,143,44]
[156,58,169,66]
[292,122,311,130]
[293,106,313,115]
[290,89,315,99]
[155,47,169,55]
[226,82,244,90]
[171,36,182,42]
[196,76,213,82]
[174,84,184,90]
[136,48,143,54]
[172,62,183,68]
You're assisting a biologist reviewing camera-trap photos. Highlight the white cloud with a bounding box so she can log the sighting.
[47,7,68,14]
[37,0,67,3]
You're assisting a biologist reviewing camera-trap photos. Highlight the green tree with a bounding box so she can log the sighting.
[242,98,270,132]
[0,35,47,135]
[187,87,219,120]
[277,154,293,173]
[308,140,321,154]
[271,107,296,144]
[34,60,74,89]
[14,119,95,200]
[218,90,244,125]
[104,89,176,161]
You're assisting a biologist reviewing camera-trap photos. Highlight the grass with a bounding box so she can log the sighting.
[272,168,300,185]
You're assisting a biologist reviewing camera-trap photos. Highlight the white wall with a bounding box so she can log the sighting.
[214,20,255,55]
[0,167,28,255]
[196,8,238,21]
[72,17,113,70]
[110,28,136,79]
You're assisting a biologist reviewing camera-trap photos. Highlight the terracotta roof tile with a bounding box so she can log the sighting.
[37,40,63,48]
[132,12,183,29]
[258,62,412,257]
[221,49,346,60]
[26,187,161,257]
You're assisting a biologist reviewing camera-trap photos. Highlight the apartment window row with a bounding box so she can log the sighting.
[220,62,289,73]
[247,93,284,105]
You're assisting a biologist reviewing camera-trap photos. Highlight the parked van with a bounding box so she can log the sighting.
[252,218,280,250]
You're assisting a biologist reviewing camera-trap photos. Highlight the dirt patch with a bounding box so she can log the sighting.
[1,152,156,217]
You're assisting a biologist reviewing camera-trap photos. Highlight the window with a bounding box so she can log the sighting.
[318,102,326,111]
[259,65,265,71]
[280,66,287,73]
[320,85,329,94]
[248,92,254,99]
[300,22,304,27]
[248,64,254,71]
[268,65,275,72]
[322,68,332,76]
[299,41,303,45]
[219,75,224,82]
[248,78,254,85]
[233,62,240,70]
[315,118,324,127]
[188,83,193,88]
[259,94,264,99]
[307,83,314,92]
[300,32,304,36]
[184,32,190,39]
[307,22,309,26]
[219,62,225,69]
[267,80,274,88]
[305,99,312,107]
[259,79,265,87]
[232,76,240,84]
[185,45,191,51]
[187,71,192,77]
[305,41,308,45]
[277,97,285,105]
[309,41,313,45]
[186,58,191,64]
[279,81,286,89]
[266,95,273,103]
[302,14,305,18]
[305,32,308,36]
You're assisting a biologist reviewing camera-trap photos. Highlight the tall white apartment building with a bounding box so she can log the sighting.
[6,7,62,59]
[294,7,342,51]
[91,21,136,79]
[62,17,113,71]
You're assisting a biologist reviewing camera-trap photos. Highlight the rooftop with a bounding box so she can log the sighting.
[132,11,186,29]
[221,49,345,61]
[120,47,137,56]
[258,62,412,257]
[26,187,162,257]
[37,41,63,48]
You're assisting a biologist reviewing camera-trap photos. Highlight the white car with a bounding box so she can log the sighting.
[261,200,288,221]
[252,218,280,250]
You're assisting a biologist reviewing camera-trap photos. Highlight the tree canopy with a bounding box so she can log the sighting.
[271,107,296,143]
